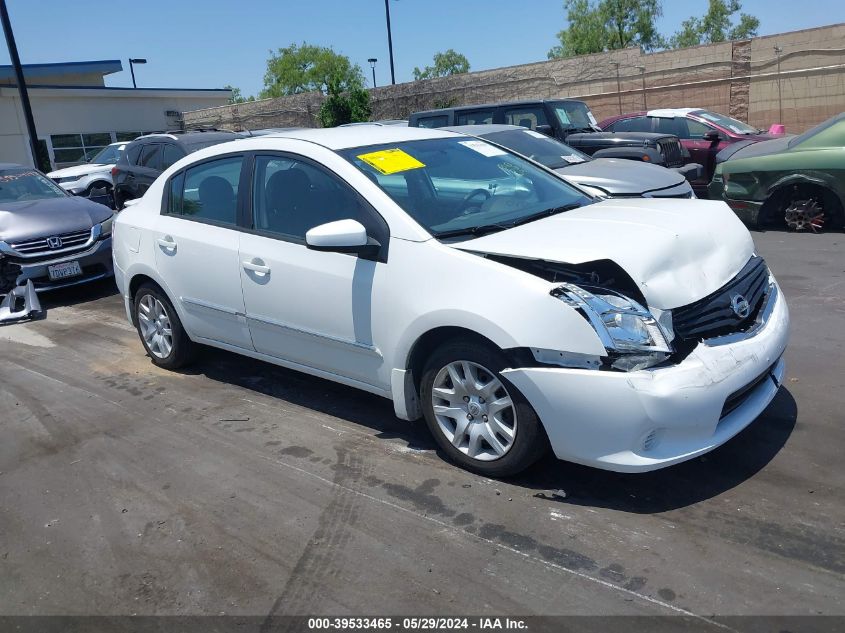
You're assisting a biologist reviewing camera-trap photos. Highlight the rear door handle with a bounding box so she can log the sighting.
[157,236,177,252]
[242,259,271,275]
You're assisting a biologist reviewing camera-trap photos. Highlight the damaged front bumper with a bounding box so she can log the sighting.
[0,280,42,324]
[502,282,789,472]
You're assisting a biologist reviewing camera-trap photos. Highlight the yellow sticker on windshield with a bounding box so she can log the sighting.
[357,148,425,175]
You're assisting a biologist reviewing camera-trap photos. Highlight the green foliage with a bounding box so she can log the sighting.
[318,81,372,128]
[548,0,664,58]
[260,42,366,99]
[224,85,254,104]
[413,49,471,80]
[668,0,760,48]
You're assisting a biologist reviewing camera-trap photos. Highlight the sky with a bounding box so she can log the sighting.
[1,0,843,98]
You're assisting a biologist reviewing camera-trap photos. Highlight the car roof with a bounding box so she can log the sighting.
[441,124,526,135]
[413,98,584,117]
[238,125,459,150]
[133,130,240,145]
[646,108,702,118]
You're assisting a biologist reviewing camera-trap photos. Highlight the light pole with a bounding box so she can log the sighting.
[610,61,622,115]
[368,58,378,88]
[636,65,647,110]
[774,45,783,123]
[384,0,395,84]
[1,0,40,169]
[129,58,147,88]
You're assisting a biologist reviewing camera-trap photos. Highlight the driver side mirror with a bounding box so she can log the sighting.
[305,219,381,259]
[535,124,554,137]
[703,130,721,143]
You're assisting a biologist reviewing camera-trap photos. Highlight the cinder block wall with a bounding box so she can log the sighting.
[183,23,845,134]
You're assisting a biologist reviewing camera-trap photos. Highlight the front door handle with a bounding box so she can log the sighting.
[242,259,271,275]
[157,236,177,252]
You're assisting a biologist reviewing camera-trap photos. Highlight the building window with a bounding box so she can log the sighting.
[50,132,114,166]
[115,131,144,142]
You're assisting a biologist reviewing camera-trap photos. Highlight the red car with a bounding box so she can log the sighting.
[599,108,778,196]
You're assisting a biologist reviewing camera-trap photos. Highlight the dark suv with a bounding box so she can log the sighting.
[112,130,241,208]
[409,99,700,180]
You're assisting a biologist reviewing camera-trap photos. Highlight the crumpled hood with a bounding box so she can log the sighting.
[0,196,112,244]
[556,158,685,195]
[453,198,754,309]
[47,163,109,179]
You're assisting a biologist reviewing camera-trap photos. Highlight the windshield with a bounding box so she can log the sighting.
[695,110,759,135]
[479,129,591,169]
[88,144,123,164]
[551,101,599,131]
[339,137,592,240]
[0,168,67,203]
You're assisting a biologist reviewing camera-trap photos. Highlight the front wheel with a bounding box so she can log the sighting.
[133,283,196,370]
[420,340,548,477]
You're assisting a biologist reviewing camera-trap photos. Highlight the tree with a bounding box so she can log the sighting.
[548,0,664,59]
[413,49,471,80]
[668,0,760,48]
[224,85,254,104]
[260,42,366,98]
[318,81,372,127]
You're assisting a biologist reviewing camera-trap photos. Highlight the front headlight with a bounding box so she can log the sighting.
[554,283,672,371]
[55,176,79,184]
[98,214,115,237]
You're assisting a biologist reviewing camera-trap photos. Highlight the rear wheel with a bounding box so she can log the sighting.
[133,283,196,370]
[420,340,548,477]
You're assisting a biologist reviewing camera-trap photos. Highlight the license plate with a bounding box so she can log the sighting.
[48,260,82,281]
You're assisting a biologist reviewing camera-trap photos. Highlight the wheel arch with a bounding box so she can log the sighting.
[761,174,845,228]
[125,266,183,328]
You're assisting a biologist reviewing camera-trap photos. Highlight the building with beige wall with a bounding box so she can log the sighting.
[0,60,230,169]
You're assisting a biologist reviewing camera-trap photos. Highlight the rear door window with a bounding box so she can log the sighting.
[455,109,495,125]
[608,117,652,133]
[416,115,449,128]
[503,106,549,129]
[161,144,186,169]
[138,144,162,169]
[654,117,685,137]
[167,156,243,226]
[126,144,143,165]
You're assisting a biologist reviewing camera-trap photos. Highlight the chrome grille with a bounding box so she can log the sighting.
[672,256,770,340]
[657,138,684,167]
[9,229,92,256]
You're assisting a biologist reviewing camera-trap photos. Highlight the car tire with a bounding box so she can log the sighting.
[420,339,548,477]
[133,283,196,370]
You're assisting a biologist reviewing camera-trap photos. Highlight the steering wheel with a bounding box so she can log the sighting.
[457,188,492,215]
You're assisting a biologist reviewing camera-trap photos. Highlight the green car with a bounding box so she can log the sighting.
[709,113,845,232]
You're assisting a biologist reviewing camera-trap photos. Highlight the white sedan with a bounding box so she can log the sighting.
[112,126,789,476]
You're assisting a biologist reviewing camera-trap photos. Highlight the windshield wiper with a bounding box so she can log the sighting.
[434,223,512,240]
[509,203,583,227]
[435,203,584,240]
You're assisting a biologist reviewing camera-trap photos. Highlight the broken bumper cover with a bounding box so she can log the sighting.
[502,283,789,472]
[14,237,114,292]
[0,280,42,323]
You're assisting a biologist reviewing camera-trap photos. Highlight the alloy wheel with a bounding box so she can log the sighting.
[430,360,517,461]
[784,198,826,232]
[138,294,173,359]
